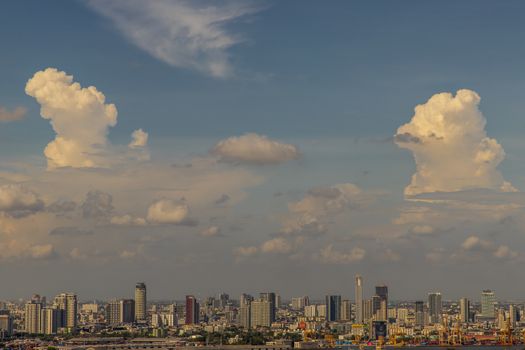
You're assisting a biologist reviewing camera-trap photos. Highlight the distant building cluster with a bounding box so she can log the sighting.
[1,276,524,349]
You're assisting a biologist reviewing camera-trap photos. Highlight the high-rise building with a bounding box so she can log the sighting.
[24,301,42,334]
[106,300,120,325]
[325,295,341,322]
[239,294,253,328]
[41,307,60,335]
[481,290,496,319]
[428,292,442,324]
[259,293,276,323]
[120,299,135,323]
[291,296,309,310]
[185,295,199,324]
[54,293,77,332]
[355,275,363,323]
[375,285,388,321]
[250,298,271,328]
[460,298,470,324]
[415,301,425,327]
[134,282,147,322]
[0,313,13,336]
[363,299,374,322]
[304,305,317,318]
[509,305,520,326]
[341,299,351,321]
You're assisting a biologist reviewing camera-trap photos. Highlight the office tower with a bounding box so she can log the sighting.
[24,301,42,334]
[341,299,351,321]
[0,313,13,336]
[460,298,470,324]
[291,296,309,310]
[259,292,276,323]
[239,294,252,328]
[415,301,425,327]
[509,305,520,326]
[428,292,442,324]
[250,298,271,328]
[355,275,363,323]
[371,295,381,320]
[375,285,388,321]
[41,307,59,335]
[325,295,341,322]
[54,293,77,331]
[120,299,135,323]
[363,299,373,321]
[185,295,199,324]
[481,290,496,318]
[134,282,147,322]
[106,300,120,325]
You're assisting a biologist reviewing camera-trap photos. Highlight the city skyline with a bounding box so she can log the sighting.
[2,0,525,299]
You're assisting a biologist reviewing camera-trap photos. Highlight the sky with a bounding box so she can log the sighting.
[1,0,525,302]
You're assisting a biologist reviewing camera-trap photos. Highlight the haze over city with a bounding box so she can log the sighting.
[2,0,525,302]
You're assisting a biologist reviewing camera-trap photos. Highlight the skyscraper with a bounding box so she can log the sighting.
[460,298,470,324]
[54,293,77,332]
[239,294,252,329]
[341,299,351,321]
[41,307,60,335]
[355,275,363,323]
[250,298,271,328]
[134,282,147,322]
[481,290,496,319]
[325,295,341,322]
[375,285,388,321]
[185,295,199,324]
[24,301,42,334]
[415,301,425,327]
[259,292,276,323]
[428,292,442,324]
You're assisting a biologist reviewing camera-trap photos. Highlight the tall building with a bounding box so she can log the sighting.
[481,290,496,319]
[509,305,520,326]
[325,295,341,322]
[134,282,147,322]
[239,295,252,329]
[250,298,271,328]
[415,301,425,327]
[24,301,42,334]
[0,313,13,336]
[106,300,120,325]
[460,298,470,324]
[291,296,309,310]
[41,307,60,335]
[363,299,374,322]
[259,292,276,323]
[185,295,199,324]
[341,299,351,321]
[375,285,388,321]
[428,292,442,324]
[120,299,135,323]
[54,293,77,332]
[355,275,363,323]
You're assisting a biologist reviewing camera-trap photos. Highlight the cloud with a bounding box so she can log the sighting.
[81,190,114,219]
[200,225,221,237]
[281,183,366,236]
[212,133,300,165]
[87,0,262,78]
[214,194,231,205]
[233,246,258,258]
[110,214,146,226]
[456,235,519,262]
[29,244,57,260]
[49,226,93,236]
[25,68,118,169]
[46,200,77,214]
[146,199,191,224]
[395,89,515,196]
[0,184,44,218]
[317,244,365,264]
[0,106,26,122]
[129,129,148,148]
[260,237,292,254]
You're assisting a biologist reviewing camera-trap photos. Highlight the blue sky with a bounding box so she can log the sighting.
[1,0,525,301]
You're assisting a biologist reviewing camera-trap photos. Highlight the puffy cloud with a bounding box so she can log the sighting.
[110,214,146,226]
[493,245,518,260]
[0,184,44,217]
[282,183,365,236]
[409,225,435,235]
[318,244,365,264]
[233,246,258,258]
[146,199,190,224]
[46,200,77,214]
[0,106,26,122]
[87,0,262,78]
[395,89,514,196]
[81,190,114,219]
[29,244,57,259]
[25,68,118,169]
[129,129,148,148]
[212,133,300,165]
[200,226,220,237]
[260,237,292,254]
[214,194,231,205]
[456,235,519,262]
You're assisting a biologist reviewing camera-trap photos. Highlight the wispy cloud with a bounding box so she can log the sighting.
[87,0,263,78]
[0,106,26,122]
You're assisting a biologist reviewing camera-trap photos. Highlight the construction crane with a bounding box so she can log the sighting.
[499,318,513,345]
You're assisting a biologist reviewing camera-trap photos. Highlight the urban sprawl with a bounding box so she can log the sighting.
[1,276,524,350]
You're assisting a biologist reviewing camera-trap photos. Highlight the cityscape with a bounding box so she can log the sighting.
[1,277,524,350]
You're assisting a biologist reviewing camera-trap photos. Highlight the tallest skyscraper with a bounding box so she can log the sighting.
[355,274,363,323]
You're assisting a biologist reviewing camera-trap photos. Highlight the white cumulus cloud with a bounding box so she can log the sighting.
[25,68,118,169]
[129,129,148,148]
[260,237,292,254]
[87,0,262,78]
[395,89,515,196]
[0,184,44,218]
[147,199,190,224]
[212,133,300,165]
